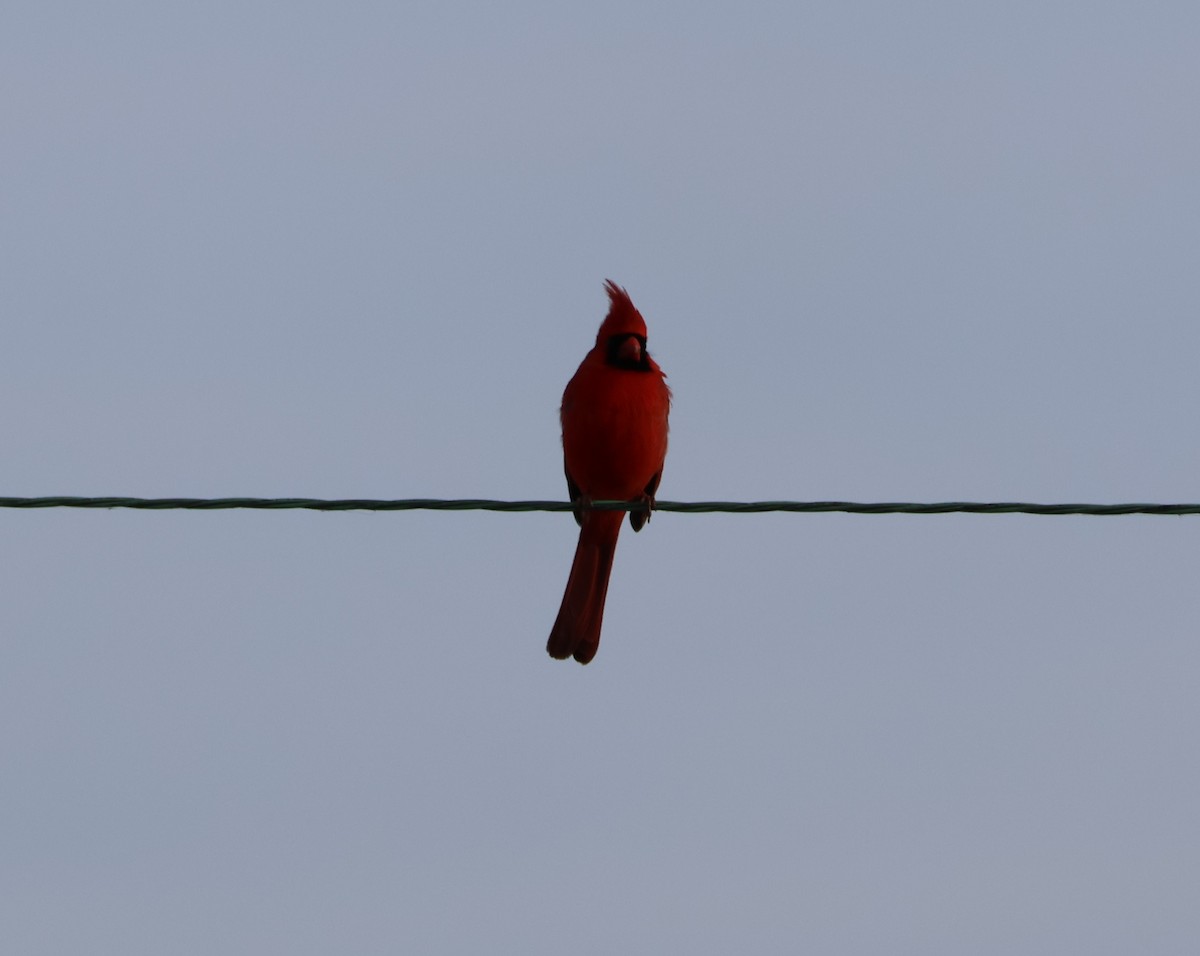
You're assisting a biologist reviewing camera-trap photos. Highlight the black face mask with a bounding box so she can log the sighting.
[605,333,651,372]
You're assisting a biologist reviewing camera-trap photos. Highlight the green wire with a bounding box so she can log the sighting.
[1,497,1197,515]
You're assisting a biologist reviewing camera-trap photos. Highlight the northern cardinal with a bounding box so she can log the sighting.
[547,281,671,664]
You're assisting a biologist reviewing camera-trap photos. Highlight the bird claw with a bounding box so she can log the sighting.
[630,493,655,532]
[571,493,594,527]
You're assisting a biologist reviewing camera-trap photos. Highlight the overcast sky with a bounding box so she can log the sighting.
[3,3,1199,953]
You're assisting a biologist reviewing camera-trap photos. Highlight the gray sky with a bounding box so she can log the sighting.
[3,3,1199,953]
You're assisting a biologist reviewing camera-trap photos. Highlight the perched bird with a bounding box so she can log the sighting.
[547,281,671,664]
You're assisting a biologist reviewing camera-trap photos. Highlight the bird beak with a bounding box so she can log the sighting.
[617,336,643,364]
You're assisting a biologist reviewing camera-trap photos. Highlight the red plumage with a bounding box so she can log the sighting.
[547,281,671,664]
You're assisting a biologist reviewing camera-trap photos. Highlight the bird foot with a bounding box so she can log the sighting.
[630,493,655,531]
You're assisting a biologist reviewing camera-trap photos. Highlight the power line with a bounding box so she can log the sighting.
[1,496,1197,516]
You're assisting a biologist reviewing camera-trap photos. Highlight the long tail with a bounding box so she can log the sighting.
[546,511,622,664]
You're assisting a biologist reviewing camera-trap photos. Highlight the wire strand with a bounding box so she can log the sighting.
[1,496,1197,515]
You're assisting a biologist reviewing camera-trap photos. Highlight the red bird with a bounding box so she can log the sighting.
[547,281,671,664]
